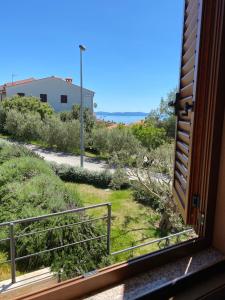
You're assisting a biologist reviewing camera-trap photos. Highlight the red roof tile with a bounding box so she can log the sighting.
[0,78,35,89]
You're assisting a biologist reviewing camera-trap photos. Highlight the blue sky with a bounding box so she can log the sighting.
[0,0,183,112]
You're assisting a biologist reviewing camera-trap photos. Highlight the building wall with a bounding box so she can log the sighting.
[213,110,225,253]
[6,77,94,113]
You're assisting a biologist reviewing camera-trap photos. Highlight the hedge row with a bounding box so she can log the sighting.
[50,162,112,188]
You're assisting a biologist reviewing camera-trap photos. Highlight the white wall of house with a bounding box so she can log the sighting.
[5,77,94,113]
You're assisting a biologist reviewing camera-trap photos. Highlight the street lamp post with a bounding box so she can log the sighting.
[79,44,86,168]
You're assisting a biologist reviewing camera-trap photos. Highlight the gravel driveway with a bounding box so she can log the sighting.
[0,139,112,173]
[25,144,113,173]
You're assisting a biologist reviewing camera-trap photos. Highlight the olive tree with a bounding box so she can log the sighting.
[127,143,184,234]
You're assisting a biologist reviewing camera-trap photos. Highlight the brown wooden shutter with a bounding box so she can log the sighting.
[172,0,203,225]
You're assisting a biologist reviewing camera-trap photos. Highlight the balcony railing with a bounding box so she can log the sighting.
[0,203,112,284]
[0,203,194,286]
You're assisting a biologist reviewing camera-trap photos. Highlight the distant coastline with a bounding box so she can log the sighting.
[96,111,148,116]
[95,112,148,124]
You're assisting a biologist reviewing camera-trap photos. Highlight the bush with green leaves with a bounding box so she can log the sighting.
[40,116,80,152]
[0,156,54,188]
[145,88,177,139]
[60,104,95,134]
[131,123,166,150]
[108,126,140,154]
[0,106,6,133]
[4,109,42,141]
[0,143,109,276]
[51,162,112,188]
[109,168,130,190]
[91,127,109,154]
[1,96,53,119]
[0,142,40,164]
[91,126,141,165]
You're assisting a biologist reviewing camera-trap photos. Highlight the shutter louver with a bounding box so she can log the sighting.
[172,0,203,224]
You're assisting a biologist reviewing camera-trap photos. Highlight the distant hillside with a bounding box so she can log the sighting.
[96,112,148,116]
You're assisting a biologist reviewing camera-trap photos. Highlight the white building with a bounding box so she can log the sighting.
[0,76,95,113]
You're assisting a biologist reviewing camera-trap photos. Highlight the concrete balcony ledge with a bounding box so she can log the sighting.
[81,248,224,300]
[0,268,56,300]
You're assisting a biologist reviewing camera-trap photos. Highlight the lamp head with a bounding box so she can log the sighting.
[79,45,86,51]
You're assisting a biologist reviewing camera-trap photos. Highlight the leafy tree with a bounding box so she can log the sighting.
[131,123,166,150]
[2,96,53,119]
[41,116,80,152]
[4,109,42,141]
[92,127,109,154]
[107,126,140,154]
[123,143,184,234]
[146,88,177,138]
[60,104,95,134]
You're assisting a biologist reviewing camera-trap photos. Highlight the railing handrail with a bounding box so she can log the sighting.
[0,203,112,284]
[0,203,194,286]
[0,202,111,226]
[111,228,194,256]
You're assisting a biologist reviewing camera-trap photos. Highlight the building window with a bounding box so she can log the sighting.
[61,95,67,103]
[40,94,47,102]
[17,93,25,97]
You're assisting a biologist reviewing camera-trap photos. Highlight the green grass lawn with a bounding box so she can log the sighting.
[65,183,194,263]
[0,252,24,281]
[65,183,164,263]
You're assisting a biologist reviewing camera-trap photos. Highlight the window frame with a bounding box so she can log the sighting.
[17,92,25,97]
[15,1,225,299]
[40,93,47,102]
[60,95,68,103]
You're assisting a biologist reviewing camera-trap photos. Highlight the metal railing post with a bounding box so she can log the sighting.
[9,222,16,284]
[107,204,112,255]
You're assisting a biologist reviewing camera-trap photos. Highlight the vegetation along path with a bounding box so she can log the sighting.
[0,138,113,173]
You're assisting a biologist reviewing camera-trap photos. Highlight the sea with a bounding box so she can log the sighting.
[96,114,147,124]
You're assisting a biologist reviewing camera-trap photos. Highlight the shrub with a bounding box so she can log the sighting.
[41,116,80,152]
[40,115,67,149]
[131,123,166,150]
[71,104,95,134]
[4,110,42,141]
[60,104,95,134]
[2,96,53,119]
[59,111,72,122]
[0,174,108,273]
[51,163,112,188]
[0,142,40,164]
[91,127,109,154]
[110,168,130,190]
[0,157,54,186]
[0,144,109,276]
[0,106,6,133]
[64,120,80,151]
[108,127,140,154]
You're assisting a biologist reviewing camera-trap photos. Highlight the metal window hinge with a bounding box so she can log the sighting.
[192,194,200,208]
[168,92,180,116]
[198,213,205,227]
